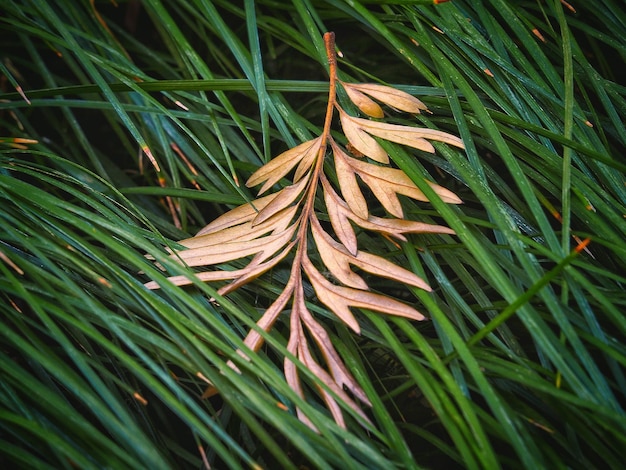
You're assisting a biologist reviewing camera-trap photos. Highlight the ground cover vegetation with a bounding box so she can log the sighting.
[1,1,625,468]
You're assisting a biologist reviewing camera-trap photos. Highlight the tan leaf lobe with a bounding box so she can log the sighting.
[246,137,322,194]
[341,82,385,118]
[343,82,429,114]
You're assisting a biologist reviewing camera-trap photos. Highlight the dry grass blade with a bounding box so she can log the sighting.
[147,32,463,429]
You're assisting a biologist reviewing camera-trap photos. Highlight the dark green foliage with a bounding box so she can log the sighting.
[1,1,625,468]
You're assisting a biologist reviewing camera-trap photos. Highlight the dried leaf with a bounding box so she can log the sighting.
[339,108,389,163]
[352,250,431,291]
[303,255,426,335]
[311,214,431,291]
[252,176,309,226]
[239,281,295,353]
[339,112,464,163]
[217,242,295,296]
[360,172,404,217]
[197,193,279,235]
[299,306,371,405]
[310,214,368,290]
[322,178,454,252]
[145,243,293,291]
[147,32,464,430]
[247,137,322,194]
[144,269,238,290]
[285,305,315,429]
[322,176,359,255]
[293,288,371,426]
[332,145,462,217]
[358,214,456,239]
[341,82,384,118]
[358,117,465,151]
[303,257,360,333]
[176,224,296,267]
[331,140,369,219]
[342,82,428,114]
[294,142,319,182]
[295,327,371,427]
[347,156,462,216]
[180,205,297,250]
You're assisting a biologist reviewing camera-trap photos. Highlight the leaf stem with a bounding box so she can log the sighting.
[293,32,339,254]
[321,32,338,144]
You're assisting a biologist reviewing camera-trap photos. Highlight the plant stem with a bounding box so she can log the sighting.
[293,32,339,261]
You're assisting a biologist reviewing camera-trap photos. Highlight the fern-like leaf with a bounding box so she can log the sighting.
[147,32,464,429]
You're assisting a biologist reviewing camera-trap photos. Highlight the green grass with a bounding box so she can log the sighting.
[1,1,625,468]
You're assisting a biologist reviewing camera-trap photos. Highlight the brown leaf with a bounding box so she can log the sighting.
[342,82,428,114]
[252,176,309,227]
[294,140,320,182]
[341,82,384,118]
[357,117,465,151]
[196,193,279,236]
[339,108,389,163]
[210,275,299,384]
[153,34,465,431]
[175,223,296,267]
[311,214,431,291]
[239,281,295,353]
[331,140,369,219]
[303,255,360,332]
[351,250,431,291]
[299,305,371,406]
[217,242,295,296]
[180,205,297,250]
[295,332,371,427]
[359,171,405,217]
[293,288,372,426]
[339,112,464,163]
[144,269,238,290]
[310,214,368,290]
[302,255,426,334]
[322,176,359,255]
[357,214,456,239]
[322,178,454,253]
[145,243,295,291]
[246,137,322,194]
[346,156,462,216]
[285,305,315,429]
